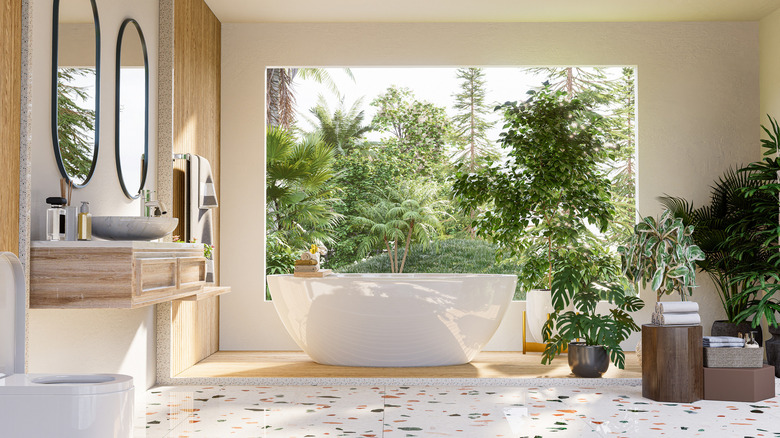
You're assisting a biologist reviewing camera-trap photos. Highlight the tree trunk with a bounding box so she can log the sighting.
[384,237,395,273]
[399,220,415,274]
[393,239,399,274]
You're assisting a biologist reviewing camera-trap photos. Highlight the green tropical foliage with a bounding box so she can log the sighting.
[541,266,645,369]
[57,68,96,183]
[265,127,342,255]
[353,180,447,273]
[308,96,373,155]
[370,86,452,178]
[618,210,705,301]
[452,83,615,291]
[266,67,353,129]
[659,166,767,321]
[340,238,528,298]
[722,116,780,328]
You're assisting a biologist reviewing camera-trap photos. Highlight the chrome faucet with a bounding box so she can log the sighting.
[141,189,168,217]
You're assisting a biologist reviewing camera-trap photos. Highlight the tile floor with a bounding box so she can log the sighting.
[138,382,780,437]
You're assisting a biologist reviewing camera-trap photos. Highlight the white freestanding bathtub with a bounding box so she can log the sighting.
[266,273,517,367]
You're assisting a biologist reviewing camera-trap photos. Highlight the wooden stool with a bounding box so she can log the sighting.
[642,324,703,403]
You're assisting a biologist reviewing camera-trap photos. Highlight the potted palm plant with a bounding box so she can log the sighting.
[721,116,780,375]
[659,116,780,348]
[452,82,615,343]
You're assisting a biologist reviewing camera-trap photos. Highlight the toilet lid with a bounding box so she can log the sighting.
[0,252,25,375]
[0,373,134,395]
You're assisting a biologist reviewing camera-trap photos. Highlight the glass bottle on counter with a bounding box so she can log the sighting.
[45,197,68,241]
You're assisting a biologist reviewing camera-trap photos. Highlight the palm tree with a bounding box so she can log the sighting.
[307,96,373,155]
[266,126,343,252]
[266,68,353,130]
[354,180,447,273]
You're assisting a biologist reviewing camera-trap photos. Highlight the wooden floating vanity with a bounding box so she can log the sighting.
[30,241,230,309]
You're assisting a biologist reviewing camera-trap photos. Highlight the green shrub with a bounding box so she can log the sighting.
[337,238,527,299]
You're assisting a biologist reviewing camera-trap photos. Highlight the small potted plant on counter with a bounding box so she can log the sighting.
[541,258,645,377]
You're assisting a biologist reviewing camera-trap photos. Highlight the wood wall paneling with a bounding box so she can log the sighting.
[171,0,221,374]
[0,0,22,255]
[171,296,219,376]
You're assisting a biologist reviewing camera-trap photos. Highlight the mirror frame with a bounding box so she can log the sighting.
[51,0,101,188]
[115,18,149,199]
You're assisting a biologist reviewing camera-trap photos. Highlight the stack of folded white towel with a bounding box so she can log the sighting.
[702,336,745,348]
[651,301,701,325]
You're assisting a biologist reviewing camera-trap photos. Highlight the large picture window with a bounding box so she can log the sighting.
[265,67,636,300]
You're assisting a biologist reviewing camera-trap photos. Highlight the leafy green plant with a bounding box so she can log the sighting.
[452,82,615,291]
[541,266,645,369]
[618,210,705,301]
[265,126,342,251]
[723,116,780,328]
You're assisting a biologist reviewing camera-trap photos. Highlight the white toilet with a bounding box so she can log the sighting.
[0,252,135,437]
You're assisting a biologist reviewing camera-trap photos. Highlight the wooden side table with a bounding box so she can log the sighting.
[642,324,703,403]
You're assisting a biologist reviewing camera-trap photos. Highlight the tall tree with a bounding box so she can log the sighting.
[266,68,351,130]
[371,86,451,178]
[605,67,637,246]
[451,67,497,171]
[526,67,611,104]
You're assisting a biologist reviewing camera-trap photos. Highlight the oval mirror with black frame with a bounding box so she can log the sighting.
[115,19,149,199]
[52,0,100,187]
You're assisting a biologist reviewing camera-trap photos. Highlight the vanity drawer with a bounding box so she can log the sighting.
[178,256,207,291]
[135,257,179,303]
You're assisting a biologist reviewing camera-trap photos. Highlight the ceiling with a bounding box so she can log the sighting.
[203,0,780,24]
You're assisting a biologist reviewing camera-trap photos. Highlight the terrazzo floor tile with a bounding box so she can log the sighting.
[139,385,385,437]
[140,382,780,437]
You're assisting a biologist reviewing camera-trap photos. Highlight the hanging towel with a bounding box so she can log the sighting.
[188,155,216,283]
[198,155,219,209]
[655,301,699,314]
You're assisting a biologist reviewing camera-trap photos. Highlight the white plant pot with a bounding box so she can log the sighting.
[526,289,553,343]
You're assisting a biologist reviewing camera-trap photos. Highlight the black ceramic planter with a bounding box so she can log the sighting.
[568,342,609,378]
[766,325,780,378]
[711,320,763,347]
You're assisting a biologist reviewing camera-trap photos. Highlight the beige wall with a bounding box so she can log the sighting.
[220,22,760,351]
[28,0,159,406]
[762,7,780,123]
[760,8,780,342]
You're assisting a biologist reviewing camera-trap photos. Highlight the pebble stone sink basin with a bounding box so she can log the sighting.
[91,216,178,241]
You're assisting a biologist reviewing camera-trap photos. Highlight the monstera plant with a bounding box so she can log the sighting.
[541,262,645,377]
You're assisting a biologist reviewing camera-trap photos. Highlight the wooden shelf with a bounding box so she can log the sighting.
[178,285,231,301]
[30,241,208,309]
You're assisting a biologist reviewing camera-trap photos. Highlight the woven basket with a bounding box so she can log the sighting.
[703,347,764,368]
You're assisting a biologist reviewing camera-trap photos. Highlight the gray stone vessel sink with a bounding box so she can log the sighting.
[91,216,179,241]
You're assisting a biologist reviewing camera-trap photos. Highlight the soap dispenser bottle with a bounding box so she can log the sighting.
[45,197,67,241]
[78,201,92,241]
